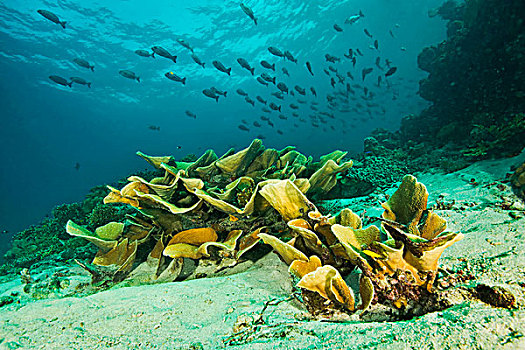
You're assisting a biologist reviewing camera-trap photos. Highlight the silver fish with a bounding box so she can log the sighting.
[70,77,91,88]
[240,3,257,25]
[151,46,177,63]
[237,58,255,75]
[73,58,94,71]
[119,70,140,82]
[49,75,71,87]
[37,10,66,28]
[135,49,154,58]
[191,53,205,68]
[213,60,231,75]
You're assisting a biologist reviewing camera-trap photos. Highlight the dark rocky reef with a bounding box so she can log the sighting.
[510,160,525,200]
[400,0,525,163]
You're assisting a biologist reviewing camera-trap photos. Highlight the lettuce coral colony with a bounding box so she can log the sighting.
[67,139,462,319]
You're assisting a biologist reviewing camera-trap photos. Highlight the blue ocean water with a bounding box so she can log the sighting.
[0,0,445,255]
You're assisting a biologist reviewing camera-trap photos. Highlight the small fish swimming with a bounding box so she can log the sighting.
[73,58,94,71]
[245,96,255,106]
[165,71,186,85]
[185,110,197,119]
[306,61,314,76]
[356,48,363,56]
[284,50,297,63]
[240,3,257,25]
[362,67,373,81]
[135,49,154,58]
[278,114,287,120]
[70,77,91,88]
[375,56,383,70]
[277,82,288,94]
[236,89,248,96]
[290,104,299,110]
[344,10,364,25]
[261,73,276,84]
[364,29,373,38]
[310,87,317,96]
[213,60,232,75]
[238,124,250,132]
[37,9,66,29]
[262,107,271,113]
[271,91,284,99]
[211,87,227,96]
[347,72,354,80]
[385,67,397,77]
[149,125,160,131]
[277,130,283,135]
[260,60,275,71]
[151,46,177,63]
[282,67,290,76]
[119,70,140,82]
[268,47,284,58]
[191,53,205,68]
[237,58,255,75]
[333,24,343,32]
[374,40,379,50]
[328,65,337,73]
[256,95,267,105]
[253,121,262,127]
[256,77,269,86]
[325,54,340,63]
[269,102,281,112]
[49,75,71,87]
[294,85,306,95]
[74,163,80,171]
[330,77,336,88]
[202,88,220,102]
[176,38,194,52]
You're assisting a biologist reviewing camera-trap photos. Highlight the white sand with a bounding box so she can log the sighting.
[1,153,524,349]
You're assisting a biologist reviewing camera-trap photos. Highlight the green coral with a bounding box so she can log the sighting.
[88,203,131,229]
[462,113,525,159]
[1,184,134,273]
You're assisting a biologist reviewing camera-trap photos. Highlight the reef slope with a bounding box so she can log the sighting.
[1,152,524,350]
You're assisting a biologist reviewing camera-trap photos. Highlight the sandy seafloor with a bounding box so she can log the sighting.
[1,152,524,350]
